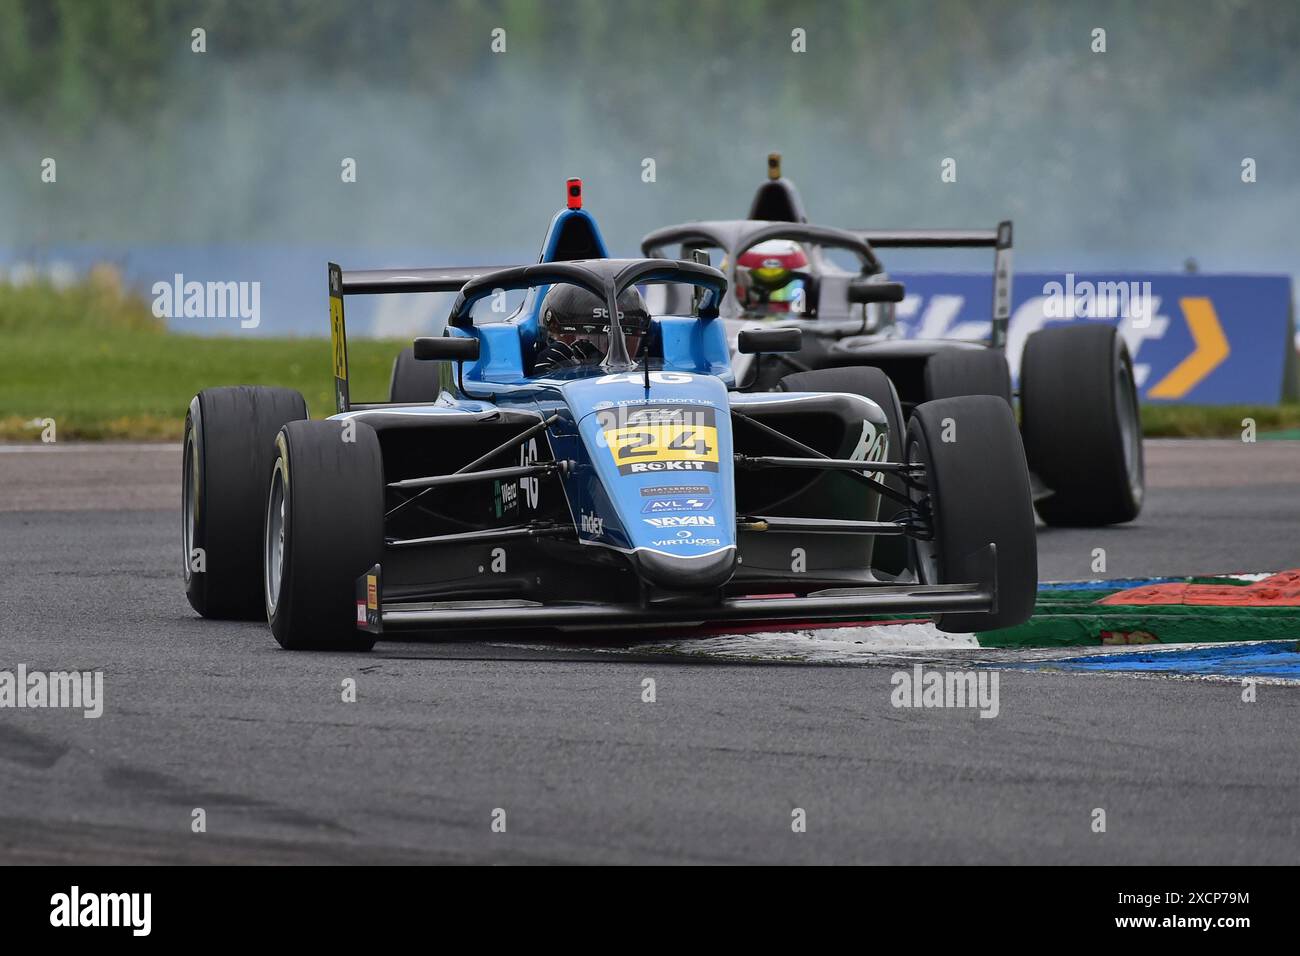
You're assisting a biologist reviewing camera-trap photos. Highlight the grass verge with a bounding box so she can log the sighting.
[1140,402,1300,438]
[0,271,402,441]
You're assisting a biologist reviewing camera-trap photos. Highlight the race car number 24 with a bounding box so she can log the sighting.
[597,405,720,475]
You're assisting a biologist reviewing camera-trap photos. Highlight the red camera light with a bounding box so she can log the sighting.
[566,177,582,209]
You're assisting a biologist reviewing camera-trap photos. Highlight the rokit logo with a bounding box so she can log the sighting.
[644,515,716,528]
[630,460,709,473]
[579,511,604,535]
[50,886,151,936]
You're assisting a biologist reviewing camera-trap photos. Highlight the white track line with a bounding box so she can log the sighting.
[0,443,181,453]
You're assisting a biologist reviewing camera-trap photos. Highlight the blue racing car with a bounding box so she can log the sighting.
[181,180,1037,650]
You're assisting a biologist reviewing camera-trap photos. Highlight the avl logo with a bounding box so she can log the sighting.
[642,497,713,513]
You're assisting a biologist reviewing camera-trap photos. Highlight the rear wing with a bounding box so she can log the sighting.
[855,221,1013,348]
[327,262,513,412]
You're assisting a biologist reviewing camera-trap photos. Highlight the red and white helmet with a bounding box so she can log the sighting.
[737,239,808,291]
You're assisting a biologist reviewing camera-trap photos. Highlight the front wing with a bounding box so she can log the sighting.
[355,545,998,635]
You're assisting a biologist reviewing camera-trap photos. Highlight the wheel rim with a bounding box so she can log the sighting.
[264,460,287,614]
[182,429,198,583]
[1115,354,1144,502]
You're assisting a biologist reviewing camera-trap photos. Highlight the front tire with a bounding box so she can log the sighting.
[265,419,384,651]
[1020,323,1144,526]
[183,386,308,619]
[908,396,1037,632]
[779,366,909,576]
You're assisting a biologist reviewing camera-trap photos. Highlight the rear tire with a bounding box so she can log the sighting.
[924,349,1013,406]
[388,346,443,403]
[183,386,308,619]
[779,366,909,576]
[265,419,384,651]
[907,396,1037,632]
[1020,324,1144,526]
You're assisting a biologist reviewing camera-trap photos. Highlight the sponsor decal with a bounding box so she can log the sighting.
[651,536,723,547]
[579,511,604,536]
[643,515,716,528]
[642,496,713,513]
[493,478,519,518]
[355,602,368,625]
[629,460,709,473]
[518,437,541,509]
[329,294,346,377]
[597,404,719,475]
[640,484,710,497]
[849,419,888,481]
[366,574,378,610]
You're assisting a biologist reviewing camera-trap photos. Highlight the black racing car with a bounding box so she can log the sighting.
[642,153,1144,530]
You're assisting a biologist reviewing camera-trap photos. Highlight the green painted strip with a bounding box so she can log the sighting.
[980,599,1300,648]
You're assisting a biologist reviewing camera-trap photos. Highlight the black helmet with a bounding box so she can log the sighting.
[536,283,650,371]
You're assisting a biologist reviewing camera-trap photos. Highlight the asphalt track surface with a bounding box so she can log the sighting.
[0,439,1297,864]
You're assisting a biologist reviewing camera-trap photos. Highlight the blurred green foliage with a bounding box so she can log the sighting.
[5,0,1298,135]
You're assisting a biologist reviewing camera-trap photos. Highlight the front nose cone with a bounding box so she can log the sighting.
[635,547,737,591]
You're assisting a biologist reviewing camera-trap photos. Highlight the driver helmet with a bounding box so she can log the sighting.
[535,283,650,372]
[737,239,808,290]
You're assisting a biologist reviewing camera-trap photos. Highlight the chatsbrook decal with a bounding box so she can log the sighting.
[0,665,103,718]
[151,273,261,328]
[890,664,999,718]
[50,886,151,936]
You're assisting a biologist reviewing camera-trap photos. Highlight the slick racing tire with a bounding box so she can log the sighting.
[265,419,384,651]
[183,386,309,619]
[1020,323,1144,526]
[907,396,1037,633]
[388,346,444,403]
[779,366,909,576]
[923,348,1013,407]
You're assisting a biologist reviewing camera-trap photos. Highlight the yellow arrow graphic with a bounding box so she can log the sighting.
[1147,297,1230,399]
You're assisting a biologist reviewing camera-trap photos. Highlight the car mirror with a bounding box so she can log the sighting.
[413,336,480,362]
[738,328,802,355]
[848,279,905,304]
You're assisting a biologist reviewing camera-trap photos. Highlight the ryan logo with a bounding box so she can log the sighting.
[643,515,717,529]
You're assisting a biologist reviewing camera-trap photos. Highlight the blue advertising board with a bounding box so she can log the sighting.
[892,273,1295,404]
